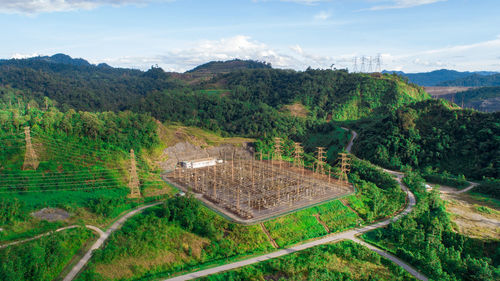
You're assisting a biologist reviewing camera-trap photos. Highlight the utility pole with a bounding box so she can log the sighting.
[128,149,141,198]
[22,126,39,170]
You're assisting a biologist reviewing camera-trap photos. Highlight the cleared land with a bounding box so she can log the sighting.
[165,159,353,223]
[424,86,473,97]
[441,192,500,240]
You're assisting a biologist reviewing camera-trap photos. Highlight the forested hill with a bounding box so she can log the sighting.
[186,59,271,74]
[437,73,500,87]
[207,69,430,120]
[353,99,500,179]
[0,58,183,111]
[0,55,430,131]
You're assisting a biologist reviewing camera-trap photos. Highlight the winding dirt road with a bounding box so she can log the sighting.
[63,202,162,281]
[0,225,104,249]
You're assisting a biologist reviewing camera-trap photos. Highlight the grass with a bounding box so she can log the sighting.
[198,240,417,281]
[263,199,361,247]
[0,227,94,281]
[475,205,493,214]
[263,209,327,248]
[157,123,253,148]
[463,192,500,209]
[0,133,172,242]
[80,197,365,280]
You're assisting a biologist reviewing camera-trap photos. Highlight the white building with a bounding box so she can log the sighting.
[180,158,218,169]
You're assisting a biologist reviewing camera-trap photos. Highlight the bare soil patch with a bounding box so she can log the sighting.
[441,193,500,240]
[281,102,309,118]
[31,208,70,222]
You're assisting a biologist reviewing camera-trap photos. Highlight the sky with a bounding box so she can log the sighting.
[1,0,499,72]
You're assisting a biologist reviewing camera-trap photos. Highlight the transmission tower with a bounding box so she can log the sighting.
[128,149,141,198]
[353,57,358,73]
[337,153,351,183]
[360,56,367,73]
[22,126,39,170]
[375,53,382,72]
[368,56,373,73]
[274,137,282,169]
[293,142,303,167]
[315,147,326,175]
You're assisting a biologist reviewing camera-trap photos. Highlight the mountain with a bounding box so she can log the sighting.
[186,59,272,74]
[452,86,500,112]
[382,69,495,86]
[11,53,92,67]
[437,73,500,87]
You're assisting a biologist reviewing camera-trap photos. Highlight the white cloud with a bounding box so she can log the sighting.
[101,35,299,72]
[377,36,500,72]
[314,11,331,20]
[368,0,446,11]
[0,0,173,14]
[11,52,40,59]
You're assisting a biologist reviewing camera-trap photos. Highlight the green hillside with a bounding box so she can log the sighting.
[353,99,500,179]
[0,97,171,242]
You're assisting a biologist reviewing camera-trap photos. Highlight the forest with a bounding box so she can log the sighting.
[362,171,499,281]
[353,99,499,180]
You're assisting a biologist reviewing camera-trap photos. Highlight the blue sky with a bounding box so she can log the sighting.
[1,0,499,72]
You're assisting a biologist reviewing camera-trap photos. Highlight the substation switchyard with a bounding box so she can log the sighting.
[165,139,354,223]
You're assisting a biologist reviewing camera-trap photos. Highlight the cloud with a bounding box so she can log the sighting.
[378,36,500,72]
[0,0,173,14]
[102,35,298,72]
[368,0,446,11]
[314,11,331,20]
[11,52,40,59]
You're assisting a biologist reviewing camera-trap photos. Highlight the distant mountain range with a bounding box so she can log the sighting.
[1,53,113,69]
[437,73,500,87]
[383,69,498,86]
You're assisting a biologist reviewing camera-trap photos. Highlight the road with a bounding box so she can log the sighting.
[342,127,357,153]
[438,181,478,194]
[0,224,104,249]
[63,202,162,281]
[164,170,428,281]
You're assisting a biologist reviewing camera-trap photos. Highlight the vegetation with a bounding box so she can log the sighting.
[354,99,499,179]
[362,171,500,281]
[453,86,500,112]
[0,227,93,281]
[437,73,500,87]
[186,59,271,74]
[0,99,170,241]
[422,171,469,189]
[199,240,416,281]
[79,196,274,280]
[474,178,500,200]
[263,208,328,248]
[345,159,406,222]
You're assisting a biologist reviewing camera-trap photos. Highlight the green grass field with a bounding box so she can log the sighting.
[263,199,361,247]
